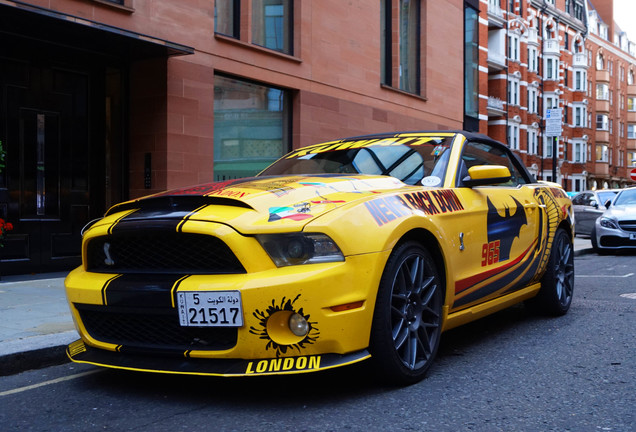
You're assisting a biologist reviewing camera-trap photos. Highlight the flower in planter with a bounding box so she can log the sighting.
[0,218,13,247]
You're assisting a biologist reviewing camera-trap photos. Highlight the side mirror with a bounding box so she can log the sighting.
[604,200,612,209]
[590,199,598,209]
[462,165,512,187]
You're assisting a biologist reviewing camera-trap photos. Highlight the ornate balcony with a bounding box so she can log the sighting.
[544,39,560,56]
[573,52,587,67]
[596,70,610,82]
[487,97,506,117]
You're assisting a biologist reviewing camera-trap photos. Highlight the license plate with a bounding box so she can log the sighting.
[630,233,636,240]
[177,291,243,327]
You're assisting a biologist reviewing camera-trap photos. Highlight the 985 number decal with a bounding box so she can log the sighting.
[481,240,500,266]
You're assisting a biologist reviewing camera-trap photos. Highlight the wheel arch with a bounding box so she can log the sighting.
[391,228,448,305]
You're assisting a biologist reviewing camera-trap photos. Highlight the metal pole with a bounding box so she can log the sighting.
[552,136,557,184]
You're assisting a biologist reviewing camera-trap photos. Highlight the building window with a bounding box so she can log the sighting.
[528,87,538,113]
[628,152,636,167]
[628,124,636,139]
[596,144,608,162]
[381,0,423,95]
[544,136,553,158]
[507,123,520,150]
[544,94,558,112]
[215,0,239,38]
[596,83,609,100]
[596,114,609,130]
[252,0,293,54]
[573,141,586,163]
[464,2,479,129]
[573,105,586,127]
[629,70,635,85]
[508,77,519,106]
[628,97,636,112]
[508,33,520,62]
[527,129,538,154]
[545,56,559,80]
[596,53,604,70]
[528,47,538,72]
[213,75,290,180]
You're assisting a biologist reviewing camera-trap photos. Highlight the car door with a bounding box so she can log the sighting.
[448,139,541,312]
[572,192,596,236]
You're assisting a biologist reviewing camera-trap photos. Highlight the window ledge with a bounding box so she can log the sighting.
[91,0,134,13]
[214,33,301,63]
[380,84,427,102]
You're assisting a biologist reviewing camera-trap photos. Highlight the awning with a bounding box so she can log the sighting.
[0,0,194,59]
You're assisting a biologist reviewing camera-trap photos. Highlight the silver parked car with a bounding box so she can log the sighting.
[572,190,619,236]
[591,186,636,253]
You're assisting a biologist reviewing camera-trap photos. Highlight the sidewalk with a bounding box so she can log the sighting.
[0,238,595,376]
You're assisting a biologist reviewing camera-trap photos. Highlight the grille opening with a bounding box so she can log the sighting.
[75,304,237,352]
[86,231,246,274]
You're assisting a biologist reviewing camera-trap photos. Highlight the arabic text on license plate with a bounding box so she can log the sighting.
[177,291,243,327]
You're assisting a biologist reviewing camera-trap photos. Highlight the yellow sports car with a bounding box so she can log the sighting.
[65,131,574,384]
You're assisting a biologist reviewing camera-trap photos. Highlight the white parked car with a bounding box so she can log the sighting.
[591,187,636,253]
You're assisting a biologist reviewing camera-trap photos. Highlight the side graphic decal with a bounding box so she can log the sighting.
[486,196,527,261]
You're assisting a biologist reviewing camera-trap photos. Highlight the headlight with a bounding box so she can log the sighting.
[599,217,619,230]
[256,233,344,267]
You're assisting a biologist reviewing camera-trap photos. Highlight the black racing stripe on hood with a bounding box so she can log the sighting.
[106,195,253,217]
[103,273,187,308]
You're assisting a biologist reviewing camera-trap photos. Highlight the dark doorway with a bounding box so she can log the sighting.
[0,38,125,275]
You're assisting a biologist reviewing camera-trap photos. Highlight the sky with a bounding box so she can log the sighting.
[612,0,636,42]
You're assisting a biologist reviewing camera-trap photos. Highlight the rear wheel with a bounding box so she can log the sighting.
[527,228,574,315]
[369,241,443,385]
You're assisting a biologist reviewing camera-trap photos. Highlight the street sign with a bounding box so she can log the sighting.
[545,108,562,137]
[630,168,636,182]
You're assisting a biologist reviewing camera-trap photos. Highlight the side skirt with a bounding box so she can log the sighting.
[441,282,541,332]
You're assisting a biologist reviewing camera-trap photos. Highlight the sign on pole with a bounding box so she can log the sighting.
[545,108,562,137]
[630,168,636,182]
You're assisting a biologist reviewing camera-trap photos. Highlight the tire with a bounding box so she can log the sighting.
[527,228,574,316]
[590,225,599,252]
[369,241,443,385]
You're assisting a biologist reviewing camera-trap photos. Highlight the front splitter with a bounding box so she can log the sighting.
[67,340,371,377]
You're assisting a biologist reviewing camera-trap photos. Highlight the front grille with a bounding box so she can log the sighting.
[86,232,246,274]
[75,304,237,352]
[618,220,636,232]
[600,236,636,248]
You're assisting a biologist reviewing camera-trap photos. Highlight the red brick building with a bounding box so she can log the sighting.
[1,0,634,275]
[0,0,468,274]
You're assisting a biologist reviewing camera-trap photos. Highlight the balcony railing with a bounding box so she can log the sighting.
[544,39,560,55]
[487,97,506,117]
[573,52,587,67]
[596,70,610,82]
[527,28,538,45]
[487,1,505,28]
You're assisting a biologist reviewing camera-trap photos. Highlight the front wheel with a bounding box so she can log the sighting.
[369,241,443,385]
[526,228,574,315]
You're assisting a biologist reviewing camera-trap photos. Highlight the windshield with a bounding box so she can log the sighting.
[597,191,618,206]
[259,135,453,186]
[613,189,636,206]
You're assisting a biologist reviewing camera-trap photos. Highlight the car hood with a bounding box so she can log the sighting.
[103,175,408,233]
[604,204,636,220]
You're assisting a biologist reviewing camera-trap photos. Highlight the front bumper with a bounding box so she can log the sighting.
[64,251,389,376]
[595,225,636,250]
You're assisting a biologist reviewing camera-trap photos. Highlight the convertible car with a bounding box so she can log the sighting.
[65,131,574,384]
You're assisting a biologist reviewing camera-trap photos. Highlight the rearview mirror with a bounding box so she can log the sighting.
[462,165,512,187]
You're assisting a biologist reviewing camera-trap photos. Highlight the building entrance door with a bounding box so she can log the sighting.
[1,61,100,275]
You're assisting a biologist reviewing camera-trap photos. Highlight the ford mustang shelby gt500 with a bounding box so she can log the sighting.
[65,131,574,384]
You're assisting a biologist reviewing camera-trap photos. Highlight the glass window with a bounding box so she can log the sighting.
[215,0,239,37]
[628,97,636,112]
[459,140,529,187]
[464,4,479,121]
[399,0,421,94]
[252,0,292,54]
[213,75,290,180]
[596,114,608,130]
[596,144,608,162]
[628,124,636,139]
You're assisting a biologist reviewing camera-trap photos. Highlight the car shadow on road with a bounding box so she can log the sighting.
[71,303,559,406]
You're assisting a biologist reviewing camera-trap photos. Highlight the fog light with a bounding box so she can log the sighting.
[289,313,309,337]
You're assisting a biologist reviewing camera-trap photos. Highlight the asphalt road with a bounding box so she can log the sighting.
[1,253,634,432]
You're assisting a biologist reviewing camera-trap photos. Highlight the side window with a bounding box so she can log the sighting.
[572,193,588,205]
[458,140,528,187]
